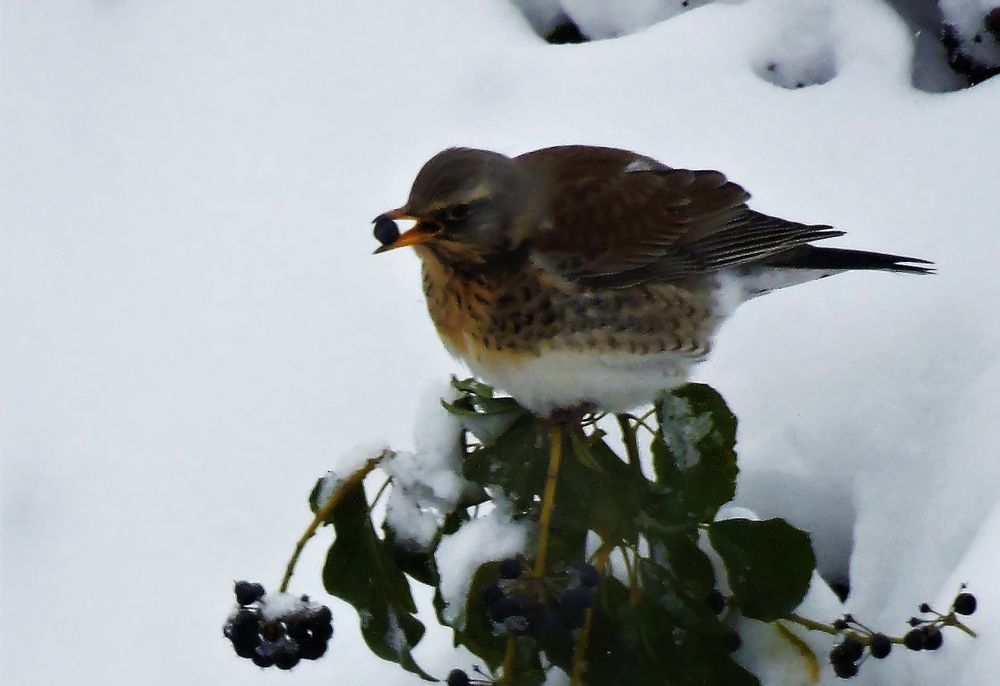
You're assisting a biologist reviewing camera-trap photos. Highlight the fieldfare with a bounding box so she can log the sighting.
[373,146,931,415]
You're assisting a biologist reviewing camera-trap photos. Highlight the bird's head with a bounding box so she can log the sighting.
[373,148,539,262]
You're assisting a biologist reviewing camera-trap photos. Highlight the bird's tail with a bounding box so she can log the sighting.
[762,245,935,275]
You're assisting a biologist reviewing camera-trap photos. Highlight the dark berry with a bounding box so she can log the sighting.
[577,564,600,588]
[904,629,924,651]
[447,669,471,686]
[922,627,943,651]
[918,603,932,613]
[504,615,530,636]
[560,587,594,611]
[530,609,564,636]
[234,580,266,606]
[299,633,329,660]
[312,619,333,641]
[833,661,859,679]
[313,605,332,624]
[489,596,522,622]
[309,606,334,640]
[484,584,503,608]
[954,592,977,615]
[273,636,301,670]
[232,609,259,634]
[498,558,522,580]
[234,641,257,659]
[829,647,852,668]
[723,630,742,653]
[253,641,277,668]
[227,610,261,653]
[842,638,864,662]
[285,615,311,641]
[831,638,863,665]
[832,618,849,631]
[373,216,400,246]
[705,590,726,615]
[870,633,892,659]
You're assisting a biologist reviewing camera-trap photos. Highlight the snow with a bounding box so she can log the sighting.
[314,440,390,504]
[382,386,470,550]
[3,1,999,685]
[435,507,531,626]
[259,591,315,621]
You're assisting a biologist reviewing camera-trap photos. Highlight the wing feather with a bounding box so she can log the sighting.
[517,146,838,288]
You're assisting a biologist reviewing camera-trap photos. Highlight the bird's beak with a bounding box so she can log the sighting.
[372,206,441,254]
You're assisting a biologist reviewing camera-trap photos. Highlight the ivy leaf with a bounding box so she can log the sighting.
[451,376,496,398]
[462,415,546,512]
[322,485,434,680]
[708,518,816,622]
[450,562,507,668]
[653,383,738,522]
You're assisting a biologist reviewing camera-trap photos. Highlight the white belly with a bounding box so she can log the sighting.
[461,344,703,415]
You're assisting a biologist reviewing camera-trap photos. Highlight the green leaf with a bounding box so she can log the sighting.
[450,562,507,668]
[646,533,717,621]
[462,415,546,512]
[708,518,816,622]
[451,376,496,398]
[653,383,739,522]
[322,484,434,680]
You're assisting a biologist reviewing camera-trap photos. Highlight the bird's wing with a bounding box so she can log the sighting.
[518,146,842,289]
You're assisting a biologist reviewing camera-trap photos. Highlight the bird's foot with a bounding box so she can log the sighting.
[548,402,598,427]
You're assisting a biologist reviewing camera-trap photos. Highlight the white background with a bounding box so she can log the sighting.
[3,1,998,684]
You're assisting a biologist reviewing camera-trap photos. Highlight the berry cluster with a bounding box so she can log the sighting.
[483,558,600,637]
[223,581,333,670]
[827,625,888,680]
[827,588,977,679]
[446,667,496,686]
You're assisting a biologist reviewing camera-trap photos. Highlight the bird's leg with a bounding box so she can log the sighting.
[547,402,597,427]
[532,404,591,576]
[533,423,564,577]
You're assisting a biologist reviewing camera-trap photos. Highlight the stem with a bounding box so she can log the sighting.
[501,636,516,686]
[370,477,391,508]
[570,544,609,686]
[783,612,838,636]
[533,425,564,577]
[278,451,389,592]
[942,614,979,638]
[615,414,643,476]
[570,608,594,686]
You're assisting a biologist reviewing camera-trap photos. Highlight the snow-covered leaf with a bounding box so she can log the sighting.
[322,484,433,680]
[654,383,739,522]
[708,518,816,622]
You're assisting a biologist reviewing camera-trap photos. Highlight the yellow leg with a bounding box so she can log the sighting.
[533,425,563,577]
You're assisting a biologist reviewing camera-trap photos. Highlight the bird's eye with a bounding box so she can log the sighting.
[444,203,471,223]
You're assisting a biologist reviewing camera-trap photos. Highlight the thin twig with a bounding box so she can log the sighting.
[278,451,389,592]
[501,636,517,685]
[570,544,609,686]
[615,414,643,477]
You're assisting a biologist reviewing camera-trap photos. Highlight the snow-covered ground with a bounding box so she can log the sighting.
[3,1,998,684]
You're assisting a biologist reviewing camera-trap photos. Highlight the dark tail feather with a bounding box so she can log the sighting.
[763,245,935,275]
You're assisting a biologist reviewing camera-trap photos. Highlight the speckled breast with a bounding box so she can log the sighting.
[417,247,715,365]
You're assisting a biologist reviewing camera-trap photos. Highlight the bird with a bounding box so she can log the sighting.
[373,145,931,417]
